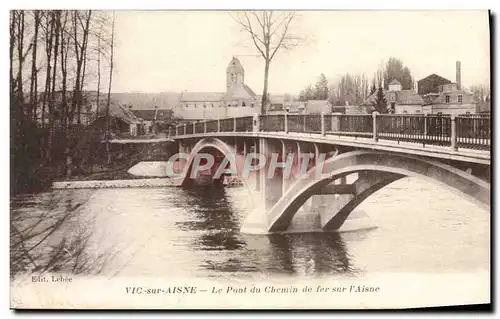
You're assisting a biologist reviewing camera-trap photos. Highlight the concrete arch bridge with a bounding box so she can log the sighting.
[167,113,490,234]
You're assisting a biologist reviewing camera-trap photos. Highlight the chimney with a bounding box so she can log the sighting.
[456,61,461,90]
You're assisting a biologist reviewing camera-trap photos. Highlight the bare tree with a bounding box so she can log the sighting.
[60,11,70,128]
[70,10,92,125]
[232,11,301,114]
[327,73,370,106]
[374,60,385,89]
[29,10,41,121]
[91,12,111,119]
[105,11,115,164]
[46,10,62,161]
[41,12,55,128]
[469,84,491,103]
[10,11,16,93]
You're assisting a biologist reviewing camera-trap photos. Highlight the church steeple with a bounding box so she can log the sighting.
[226,57,244,90]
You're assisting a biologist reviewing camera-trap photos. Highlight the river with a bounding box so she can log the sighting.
[10,176,490,281]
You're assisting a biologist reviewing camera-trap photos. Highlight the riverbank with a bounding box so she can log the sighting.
[52,178,179,189]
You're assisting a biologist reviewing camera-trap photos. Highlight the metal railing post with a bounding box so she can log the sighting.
[253,114,260,133]
[451,115,458,151]
[234,117,237,132]
[284,112,288,134]
[176,125,179,136]
[204,120,207,133]
[372,112,379,142]
[217,117,220,132]
[303,115,306,133]
[193,122,196,134]
[321,112,325,136]
[424,114,428,136]
[184,123,187,135]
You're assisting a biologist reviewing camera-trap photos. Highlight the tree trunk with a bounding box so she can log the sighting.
[42,12,54,129]
[46,11,60,162]
[96,35,101,119]
[29,11,40,122]
[106,12,115,165]
[10,11,16,94]
[16,11,25,107]
[60,12,69,129]
[261,59,270,115]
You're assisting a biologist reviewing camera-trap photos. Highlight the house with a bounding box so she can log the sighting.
[344,105,365,115]
[175,57,260,121]
[88,103,143,137]
[305,100,332,114]
[131,107,173,133]
[417,74,451,96]
[420,61,477,115]
[421,82,476,115]
[361,79,424,114]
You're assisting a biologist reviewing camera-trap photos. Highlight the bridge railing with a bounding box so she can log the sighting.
[236,116,254,132]
[206,120,218,133]
[456,115,491,151]
[260,115,284,132]
[194,121,205,134]
[171,113,491,152]
[325,114,373,138]
[286,115,304,133]
[376,114,452,147]
[219,118,234,132]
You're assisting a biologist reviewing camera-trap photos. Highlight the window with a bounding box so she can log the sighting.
[416,110,421,113]
[203,104,206,108]
[445,95,450,103]
[194,103,197,108]
[466,111,471,115]
[185,104,188,108]
[458,95,463,103]
[251,103,254,108]
[403,110,408,114]
[242,102,246,107]
[211,104,214,107]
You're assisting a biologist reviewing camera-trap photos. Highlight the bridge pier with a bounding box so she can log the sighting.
[321,171,403,230]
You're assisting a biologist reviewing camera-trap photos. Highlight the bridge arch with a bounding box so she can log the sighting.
[176,137,259,205]
[267,150,490,233]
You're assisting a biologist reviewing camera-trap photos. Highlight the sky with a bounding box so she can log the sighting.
[111,10,490,95]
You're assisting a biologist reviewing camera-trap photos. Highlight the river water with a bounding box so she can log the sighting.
[10,177,490,281]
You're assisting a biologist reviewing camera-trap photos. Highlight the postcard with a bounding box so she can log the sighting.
[9,10,490,310]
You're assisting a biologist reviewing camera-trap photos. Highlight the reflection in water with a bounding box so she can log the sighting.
[267,232,361,276]
[176,186,360,277]
[176,186,247,251]
[10,190,118,278]
[10,177,490,280]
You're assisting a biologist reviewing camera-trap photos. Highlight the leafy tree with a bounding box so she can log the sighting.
[379,57,414,90]
[371,86,388,113]
[314,73,329,100]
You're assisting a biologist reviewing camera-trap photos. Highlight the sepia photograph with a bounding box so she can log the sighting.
[9,9,491,310]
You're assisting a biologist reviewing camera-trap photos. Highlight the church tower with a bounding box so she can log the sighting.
[226,57,245,90]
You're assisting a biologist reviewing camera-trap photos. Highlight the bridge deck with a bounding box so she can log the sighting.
[169,114,490,165]
[173,131,490,165]
[104,137,174,144]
